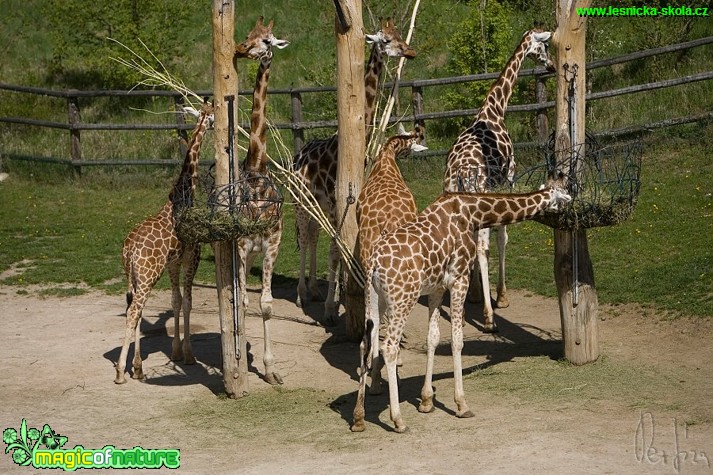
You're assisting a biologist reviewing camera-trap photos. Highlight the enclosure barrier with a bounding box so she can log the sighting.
[0,36,712,172]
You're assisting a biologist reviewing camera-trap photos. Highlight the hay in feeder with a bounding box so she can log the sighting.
[173,172,282,244]
[512,139,642,230]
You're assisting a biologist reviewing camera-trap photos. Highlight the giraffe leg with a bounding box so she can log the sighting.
[181,247,200,365]
[115,292,147,384]
[383,318,407,434]
[450,278,474,419]
[260,228,283,385]
[168,260,184,362]
[368,283,383,395]
[307,219,322,301]
[477,228,498,333]
[295,206,310,308]
[352,278,378,432]
[495,225,509,308]
[419,291,444,414]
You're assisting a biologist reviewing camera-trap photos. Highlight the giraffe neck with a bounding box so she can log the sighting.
[453,189,551,229]
[478,40,528,121]
[363,43,384,140]
[244,58,272,173]
[170,112,210,204]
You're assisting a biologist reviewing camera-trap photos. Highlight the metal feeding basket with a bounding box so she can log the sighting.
[513,135,643,230]
[173,168,283,244]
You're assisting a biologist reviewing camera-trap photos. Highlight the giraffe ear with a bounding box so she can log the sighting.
[533,31,552,43]
[271,37,289,49]
[410,142,428,153]
[365,32,381,44]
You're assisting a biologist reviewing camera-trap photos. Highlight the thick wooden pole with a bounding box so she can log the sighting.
[552,0,599,365]
[334,0,366,341]
[212,0,248,397]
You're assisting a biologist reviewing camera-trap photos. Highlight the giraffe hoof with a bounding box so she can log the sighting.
[265,372,284,385]
[394,424,409,434]
[418,402,434,413]
[482,322,499,333]
[350,421,366,432]
[495,296,510,308]
[183,355,196,365]
[457,409,475,419]
[131,369,144,380]
[114,373,127,385]
[368,382,383,395]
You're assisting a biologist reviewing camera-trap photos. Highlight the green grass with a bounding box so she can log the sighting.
[0,125,711,318]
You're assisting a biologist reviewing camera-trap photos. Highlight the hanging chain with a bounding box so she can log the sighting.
[335,182,356,239]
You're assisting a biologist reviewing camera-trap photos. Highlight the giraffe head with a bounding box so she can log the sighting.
[539,172,572,211]
[182,102,215,129]
[523,29,555,72]
[365,18,417,59]
[234,17,289,64]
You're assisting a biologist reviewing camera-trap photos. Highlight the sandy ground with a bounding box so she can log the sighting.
[1,282,712,474]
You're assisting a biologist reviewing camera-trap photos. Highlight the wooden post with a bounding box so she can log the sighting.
[552,0,599,365]
[411,85,426,146]
[67,96,82,174]
[290,90,305,154]
[211,0,248,397]
[334,0,366,341]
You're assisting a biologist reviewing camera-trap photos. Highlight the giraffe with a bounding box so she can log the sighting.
[355,125,426,393]
[115,102,214,384]
[293,19,416,324]
[443,29,555,333]
[233,17,288,385]
[351,177,571,432]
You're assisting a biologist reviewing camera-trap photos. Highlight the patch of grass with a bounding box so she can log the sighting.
[37,287,88,298]
[466,355,709,421]
[179,387,366,451]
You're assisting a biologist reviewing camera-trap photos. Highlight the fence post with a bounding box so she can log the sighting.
[535,74,549,144]
[174,96,189,160]
[290,90,305,154]
[411,85,426,146]
[68,95,82,174]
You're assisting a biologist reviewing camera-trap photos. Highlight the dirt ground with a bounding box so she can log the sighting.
[1,281,712,474]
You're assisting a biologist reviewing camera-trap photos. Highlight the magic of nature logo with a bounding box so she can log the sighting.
[3,419,180,471]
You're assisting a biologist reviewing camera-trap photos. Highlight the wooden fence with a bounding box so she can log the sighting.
[1,36,712,171]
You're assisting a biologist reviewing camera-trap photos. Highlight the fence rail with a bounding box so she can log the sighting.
[1,36,712,170]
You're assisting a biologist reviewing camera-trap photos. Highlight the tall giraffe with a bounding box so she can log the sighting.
[293,19,416,324]
[115,102,214,384]
[352,178,571,433]
[355,125,425,394]
[233,17,288,385]
[443,29,554,333]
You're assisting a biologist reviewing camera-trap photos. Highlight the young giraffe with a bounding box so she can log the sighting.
[352,178,571,433]
[115,102,214,384]
[293,19,416,323]
[443,29,554,332]
[355,125,426,394]
[233,17,288,385]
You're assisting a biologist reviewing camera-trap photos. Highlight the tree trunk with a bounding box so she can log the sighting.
[334,0,366,341]
[212,0,248,397]
[552,0,599,365]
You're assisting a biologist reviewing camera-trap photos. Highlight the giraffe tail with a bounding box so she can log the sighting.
[126,256,138,311]
[362,319,375,368]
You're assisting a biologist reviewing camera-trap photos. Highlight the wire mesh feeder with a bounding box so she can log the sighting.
[173,169,283,244]
[512,136,643,230]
